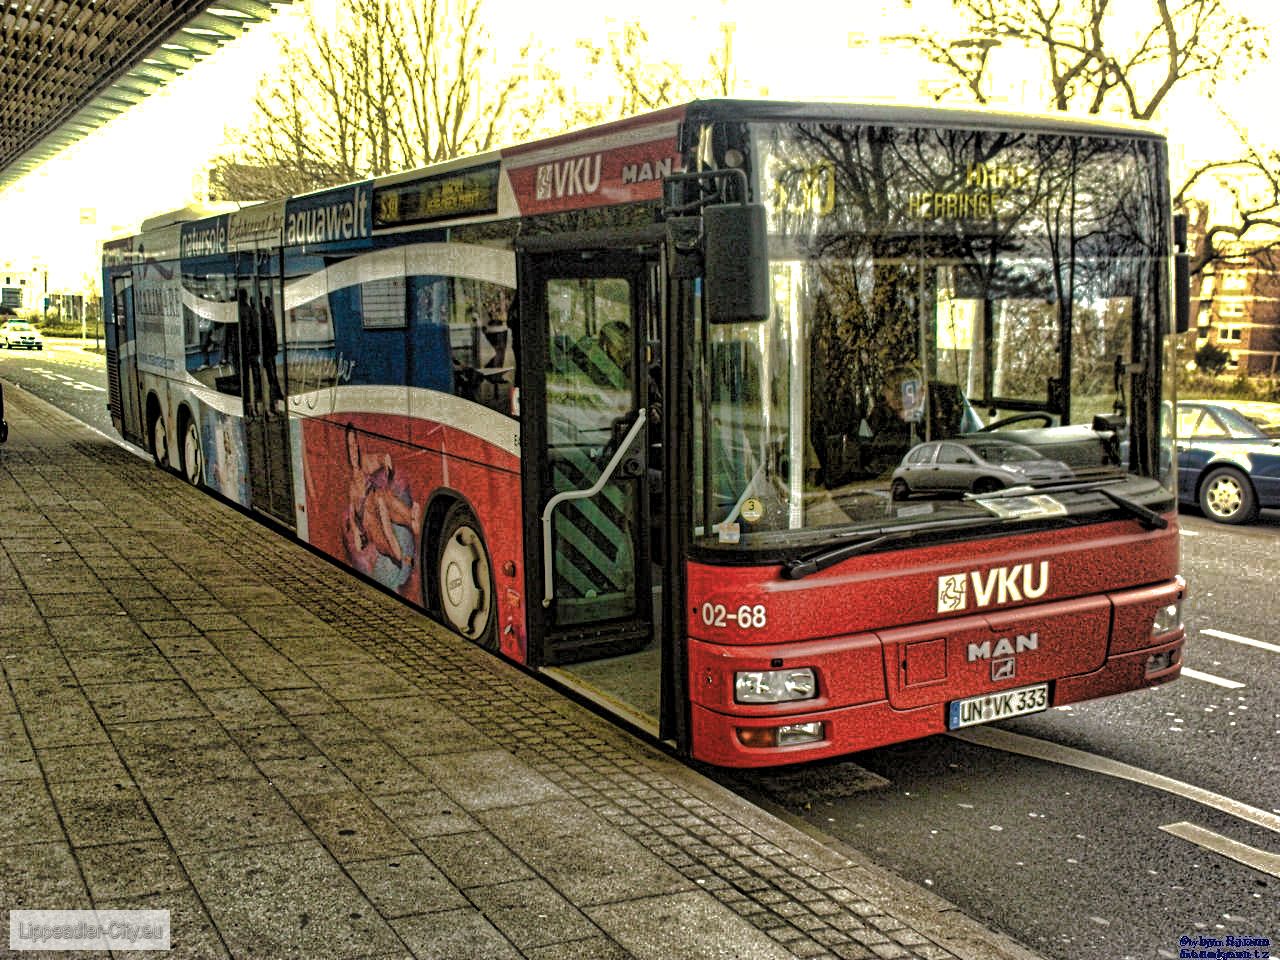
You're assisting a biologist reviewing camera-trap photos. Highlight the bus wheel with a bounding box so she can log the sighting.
[150,409,170,470]
[181,416,203,487]
[1199,467,1258,524]
[436,503,496,649]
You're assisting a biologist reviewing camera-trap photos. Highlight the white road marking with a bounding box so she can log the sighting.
[1159,821,1280,879]
[1200,627,1280,655]
[1179,667,1245,689]
[1178,528,1200,537]
[951,726,1280,836]
[18,367,105,392]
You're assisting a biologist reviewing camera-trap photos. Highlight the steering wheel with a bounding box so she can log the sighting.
[978,411,1056,432]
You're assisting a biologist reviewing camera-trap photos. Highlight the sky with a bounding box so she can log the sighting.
[1,0,1275,295]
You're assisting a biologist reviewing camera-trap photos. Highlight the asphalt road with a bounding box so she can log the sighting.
[0,336,116,440]
[6,341,1277,960]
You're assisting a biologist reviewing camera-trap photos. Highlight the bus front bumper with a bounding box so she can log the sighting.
[686,604,1182,773]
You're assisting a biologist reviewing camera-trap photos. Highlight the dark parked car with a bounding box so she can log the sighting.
[1176,400,1280,524]
[891,438,1073,500]
[1197,399,1280,438]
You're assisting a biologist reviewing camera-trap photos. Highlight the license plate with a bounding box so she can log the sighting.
[948,683,1049,730]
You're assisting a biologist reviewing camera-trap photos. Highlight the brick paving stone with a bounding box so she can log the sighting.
[147,778,312,854]
[258,755,354,796]
[342,852,467,918]
[83,680,209,724]
[416,830,535,889]
[369,788,481,838]
[77,839,190,901]
[467,877,600,950]
[288,789,417,862]
[391,907,522,960]
[183,841,401,959]
[49,777,162,846]
[0,842,88,909]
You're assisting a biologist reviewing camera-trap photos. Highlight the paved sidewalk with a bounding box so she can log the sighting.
[0,382,1043,960]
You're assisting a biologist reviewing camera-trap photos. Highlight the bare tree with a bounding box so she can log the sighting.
[1174,123,1280,275]
[212,0,544,198]
[568,18,745,125]
[896,0,1276,272]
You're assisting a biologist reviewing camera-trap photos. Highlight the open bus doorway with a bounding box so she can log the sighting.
[519,237,672,737]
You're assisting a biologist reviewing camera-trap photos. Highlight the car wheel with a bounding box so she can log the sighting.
[181,416,202,487]
[971,477,1002,495]
[435,503,496,649]
[1198,466,1258,524]
[891,479,911,501]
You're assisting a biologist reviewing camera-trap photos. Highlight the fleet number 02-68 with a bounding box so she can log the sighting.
[700,603,768,629]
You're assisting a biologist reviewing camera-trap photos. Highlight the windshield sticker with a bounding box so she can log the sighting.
[715,522,741,544]
[977,495,1068,519]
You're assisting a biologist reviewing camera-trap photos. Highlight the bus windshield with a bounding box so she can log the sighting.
[693,120,1175,551]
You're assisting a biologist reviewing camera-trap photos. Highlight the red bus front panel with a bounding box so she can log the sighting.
[686,516,1184,767]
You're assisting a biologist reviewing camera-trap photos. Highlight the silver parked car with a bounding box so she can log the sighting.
[0,320,43,350]
[891,438,1074,500]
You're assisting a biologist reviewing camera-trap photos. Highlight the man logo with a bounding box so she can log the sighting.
[991,657,1016,681]
[938,573,968,612]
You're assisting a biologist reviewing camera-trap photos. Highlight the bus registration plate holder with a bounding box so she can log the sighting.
[947,683,1049,730]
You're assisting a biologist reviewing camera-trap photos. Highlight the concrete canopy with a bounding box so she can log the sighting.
[0,0,292,192]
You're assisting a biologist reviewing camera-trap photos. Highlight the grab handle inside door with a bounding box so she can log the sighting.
[540,408,647,608]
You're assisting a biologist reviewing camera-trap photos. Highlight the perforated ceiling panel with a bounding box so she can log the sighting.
[0,0,291,190]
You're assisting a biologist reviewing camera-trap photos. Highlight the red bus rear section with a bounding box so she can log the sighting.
[686,517,1183,766]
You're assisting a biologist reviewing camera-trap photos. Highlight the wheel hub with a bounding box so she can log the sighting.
[439,527,490,638]
[1206,477,1241,516]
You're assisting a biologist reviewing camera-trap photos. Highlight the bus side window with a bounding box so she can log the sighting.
[448,279,515,414]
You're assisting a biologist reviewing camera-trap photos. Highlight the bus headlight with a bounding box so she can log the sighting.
[734,668,817,704]
[1153,601,1182,636]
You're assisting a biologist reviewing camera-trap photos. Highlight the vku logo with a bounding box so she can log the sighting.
[936,561,1049,613]
[535,154,603,201]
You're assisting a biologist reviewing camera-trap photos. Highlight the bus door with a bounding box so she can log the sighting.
[235,251,295,527]
[519,238,670,733]
[107,274,145,446]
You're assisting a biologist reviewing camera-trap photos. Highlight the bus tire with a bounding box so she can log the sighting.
[435,502,497,649]
[180,412,203,487]
[149,404,171,471]
[1198,466,1258,524]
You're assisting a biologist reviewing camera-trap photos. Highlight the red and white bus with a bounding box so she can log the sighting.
[103,100,1187,767]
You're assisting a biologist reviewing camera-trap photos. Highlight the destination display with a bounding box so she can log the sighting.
[373,164,499,228]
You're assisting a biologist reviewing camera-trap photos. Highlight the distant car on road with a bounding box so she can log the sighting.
[0,320,43,350]
[1176,399,1280,524]
[891,438,1073,500]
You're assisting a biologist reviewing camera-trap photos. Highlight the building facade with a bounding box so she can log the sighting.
[1194,244,1280,377]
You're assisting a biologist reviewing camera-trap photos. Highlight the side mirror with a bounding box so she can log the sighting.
[704,203,770,323]
[1173,213,1191,335]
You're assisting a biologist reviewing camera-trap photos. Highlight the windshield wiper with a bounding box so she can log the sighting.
[971,478,1168,531]
[782,516,996,580]
[1093,487,1168,530]
[784,480,1171,580]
